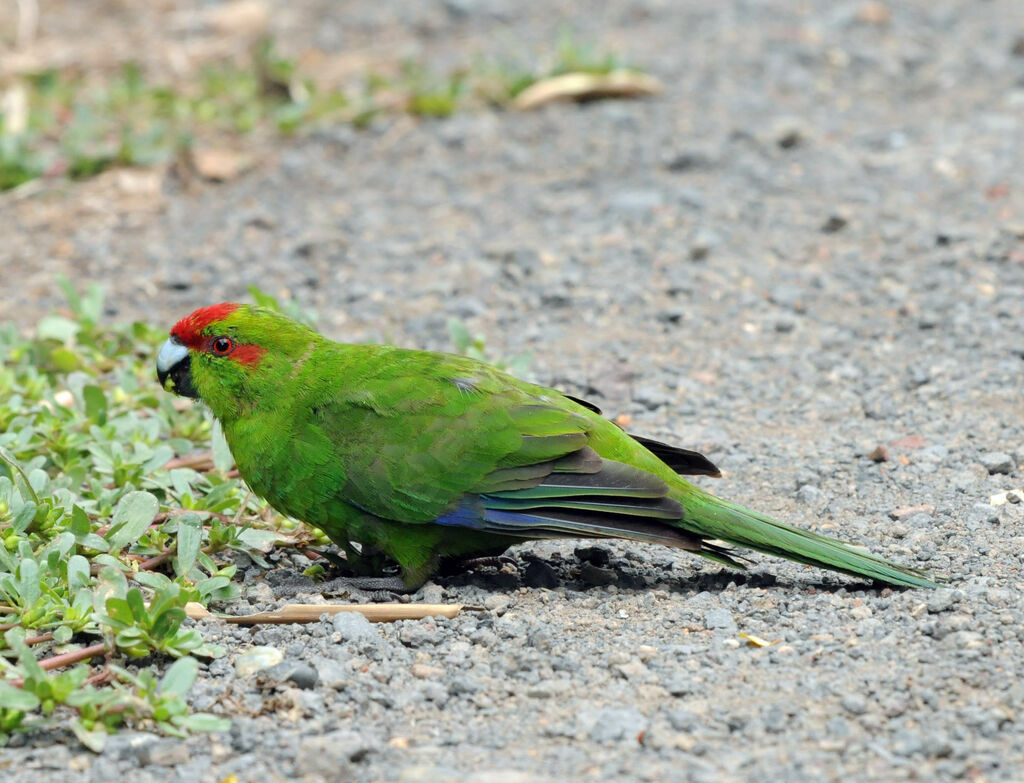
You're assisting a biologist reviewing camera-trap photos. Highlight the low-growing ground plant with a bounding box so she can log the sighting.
[0,34,644,191]
[0,282,315,749]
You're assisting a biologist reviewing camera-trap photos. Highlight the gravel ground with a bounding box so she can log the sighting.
[3,1,1024,781]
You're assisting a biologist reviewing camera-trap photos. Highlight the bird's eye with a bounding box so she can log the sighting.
[211,336,234,356]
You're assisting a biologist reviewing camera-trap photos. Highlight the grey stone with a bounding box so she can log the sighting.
[136,739,190,767]
[581,707,647,743]
[313,656,350,690]
[448,675,483,695]
[333,611,382,643]
[294,731,375,776]
[927,588,961,613]
[689,228,722,260]
[979,452,1015,474]
[840,694,869,716]
[795,484,825,505]
[940,631,986,650]
[287,663,319,690]
[100,732,160,761]
[417,582,445,604]
[665,708,700,731]
[608,190,663,216]
[399,623,443,647]
[704,609,737,632]
[966,504,999,525]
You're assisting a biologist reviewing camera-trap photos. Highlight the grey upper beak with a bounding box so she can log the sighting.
[157,336,197,398]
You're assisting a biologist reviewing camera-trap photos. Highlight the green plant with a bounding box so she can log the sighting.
[0,281,309,750]
[0,35,645,191]
[447,318,532,375]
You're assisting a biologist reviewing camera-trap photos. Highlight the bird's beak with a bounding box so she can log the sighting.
[156,336,198,398]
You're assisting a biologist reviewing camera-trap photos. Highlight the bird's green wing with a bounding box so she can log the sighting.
[306,348,702,551]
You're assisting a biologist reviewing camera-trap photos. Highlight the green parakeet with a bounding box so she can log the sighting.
[157,303,936,589]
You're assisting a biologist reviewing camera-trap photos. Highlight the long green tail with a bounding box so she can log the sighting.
[680,490,938,588]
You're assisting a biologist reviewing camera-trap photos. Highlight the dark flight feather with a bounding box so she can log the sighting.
[629,435,722,477]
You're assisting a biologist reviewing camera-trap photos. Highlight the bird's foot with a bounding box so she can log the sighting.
[458,555,518,572]
[437,548,517,577]
[317,574,411,602]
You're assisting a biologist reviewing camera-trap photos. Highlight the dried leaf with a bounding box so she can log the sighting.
[513,70,662,111]
[202,0,269,36]
[0,83,28,136]
[192,148,254,182]
[740,632,781,648]
[857,2,891,25]
[888,504,935,521]
[186,602,469,624]
[892,434,925,449]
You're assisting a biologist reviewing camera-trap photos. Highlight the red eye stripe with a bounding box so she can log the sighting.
[231,344,267,367]
[171,303,240,348]
[200,335,266,367]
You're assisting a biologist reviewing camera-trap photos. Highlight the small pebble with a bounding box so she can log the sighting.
[979,452,1014,475]
[841,694,869,716]
[333,611,381,643]
[234,646,284,677]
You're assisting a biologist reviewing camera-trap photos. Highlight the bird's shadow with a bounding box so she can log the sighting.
[256,548,895,602]
[434,552,889,596]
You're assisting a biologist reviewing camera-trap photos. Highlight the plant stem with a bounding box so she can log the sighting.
[39,642,107,671]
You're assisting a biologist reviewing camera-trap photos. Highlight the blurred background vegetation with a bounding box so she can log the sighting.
[0,0,649,191]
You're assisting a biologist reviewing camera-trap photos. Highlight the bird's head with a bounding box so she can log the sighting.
[157,303,319,419]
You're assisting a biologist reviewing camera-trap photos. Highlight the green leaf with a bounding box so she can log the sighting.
[70,718,108,752]
[79,283,105,324]
[16,558,40,609]
[195,576,230,595]
[55,276,103,322]
[11,502,36,533]
[126,588,149,624]
[133,571,171,591]
[36,315,80,343]
[175,513,202,577]
[194,641,227,659]
[150,607,185,640]
[50,347,80,372]
[447,317,473,354]
[236,528,281,552]
[82,386,108,425]
[210,421,234,473]
[141,444,174,474]
[0,448,39,505]
[247,285,280,311]
[104,597,134,628]
[67,555,91,592]
[69,505,91,537]
[159,656,198,697]
[0,681,40,711]
[105,491,159,550]
[53,625,73,644]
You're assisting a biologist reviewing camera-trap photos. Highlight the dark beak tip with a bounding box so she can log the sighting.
[158,355,197,399]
